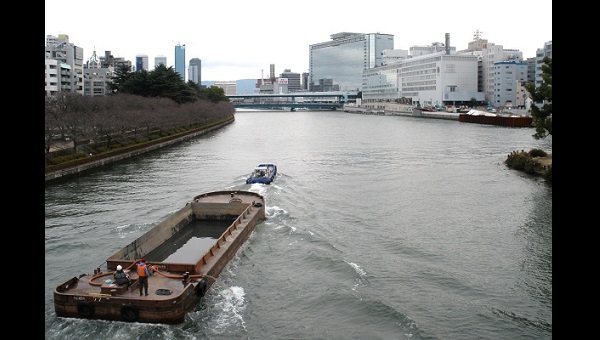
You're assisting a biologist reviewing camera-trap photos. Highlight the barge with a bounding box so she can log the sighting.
[53,190,266,324]
[458,109,533,127]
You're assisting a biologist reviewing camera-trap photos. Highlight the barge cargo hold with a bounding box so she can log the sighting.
[53,190,266,324]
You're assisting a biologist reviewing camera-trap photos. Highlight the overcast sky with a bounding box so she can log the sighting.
[45,0,552,82]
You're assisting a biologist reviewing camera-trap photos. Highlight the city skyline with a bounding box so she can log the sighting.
[45,0,552,81]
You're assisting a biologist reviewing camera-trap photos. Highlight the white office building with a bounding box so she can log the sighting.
[360,32,542,111]
[213,81,237,95]
[362,50,484,108]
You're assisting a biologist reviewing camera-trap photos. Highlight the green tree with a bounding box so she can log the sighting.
[469,97,477,107]
[146,64,197,104]
[107,64,133,94]
[112,64,198,104]
[525,56,552,139]
[203,86,229,103]
[188,81,210,101]
[119,69,150,97]
[187,80,201,92]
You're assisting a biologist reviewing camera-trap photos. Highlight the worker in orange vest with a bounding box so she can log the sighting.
[137,258,151,296]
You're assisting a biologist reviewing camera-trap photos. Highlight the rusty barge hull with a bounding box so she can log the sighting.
[458,113,533,127]
[53,190,266,324]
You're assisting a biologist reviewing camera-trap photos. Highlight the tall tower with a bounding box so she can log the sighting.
[175,43,186,81]
[155,55,167,68]
[188,58,201,84]
[135,54,149,72]
[269,64,276,83]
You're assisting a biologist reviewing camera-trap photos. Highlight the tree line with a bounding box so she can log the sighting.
[45,64,234,157]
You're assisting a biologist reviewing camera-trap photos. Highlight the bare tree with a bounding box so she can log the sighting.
[45,92,234,165]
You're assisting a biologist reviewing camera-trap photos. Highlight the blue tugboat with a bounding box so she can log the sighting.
[246,163,277,184]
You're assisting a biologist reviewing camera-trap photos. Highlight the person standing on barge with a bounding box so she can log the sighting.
[137,258,151,296]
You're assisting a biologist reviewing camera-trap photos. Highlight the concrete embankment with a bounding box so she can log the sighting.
[45,118,234,182]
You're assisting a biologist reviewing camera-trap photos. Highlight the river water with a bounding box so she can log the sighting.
[45,109,552,339]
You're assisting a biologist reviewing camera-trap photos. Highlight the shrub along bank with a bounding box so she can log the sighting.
[505,148,552,186]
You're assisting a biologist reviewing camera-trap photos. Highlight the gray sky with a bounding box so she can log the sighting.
[45,0,552,81]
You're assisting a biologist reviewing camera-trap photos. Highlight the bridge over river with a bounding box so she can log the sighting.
[227,93,346,110]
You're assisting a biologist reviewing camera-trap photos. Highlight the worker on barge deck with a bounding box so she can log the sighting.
[137,258,151,296]
[114,265,131,287]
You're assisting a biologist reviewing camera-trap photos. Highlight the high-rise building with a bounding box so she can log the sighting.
[279,69,301,92]
[309,32,394,92]
[175,43,186,81]
[188,58,201,84]
[155,55,167,68]
[301,72,309,90]
[135,54,149,72]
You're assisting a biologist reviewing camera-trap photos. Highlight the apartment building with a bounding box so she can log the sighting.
[83,49,112,97]
[45,34,84,95]
[45,58,74,96]
[481,43,523,104]
[493,61,528,108]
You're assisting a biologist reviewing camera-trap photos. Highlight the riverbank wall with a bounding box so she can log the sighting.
[45,117,234,183]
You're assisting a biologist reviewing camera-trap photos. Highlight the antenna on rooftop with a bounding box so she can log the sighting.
[473,29,483,40]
